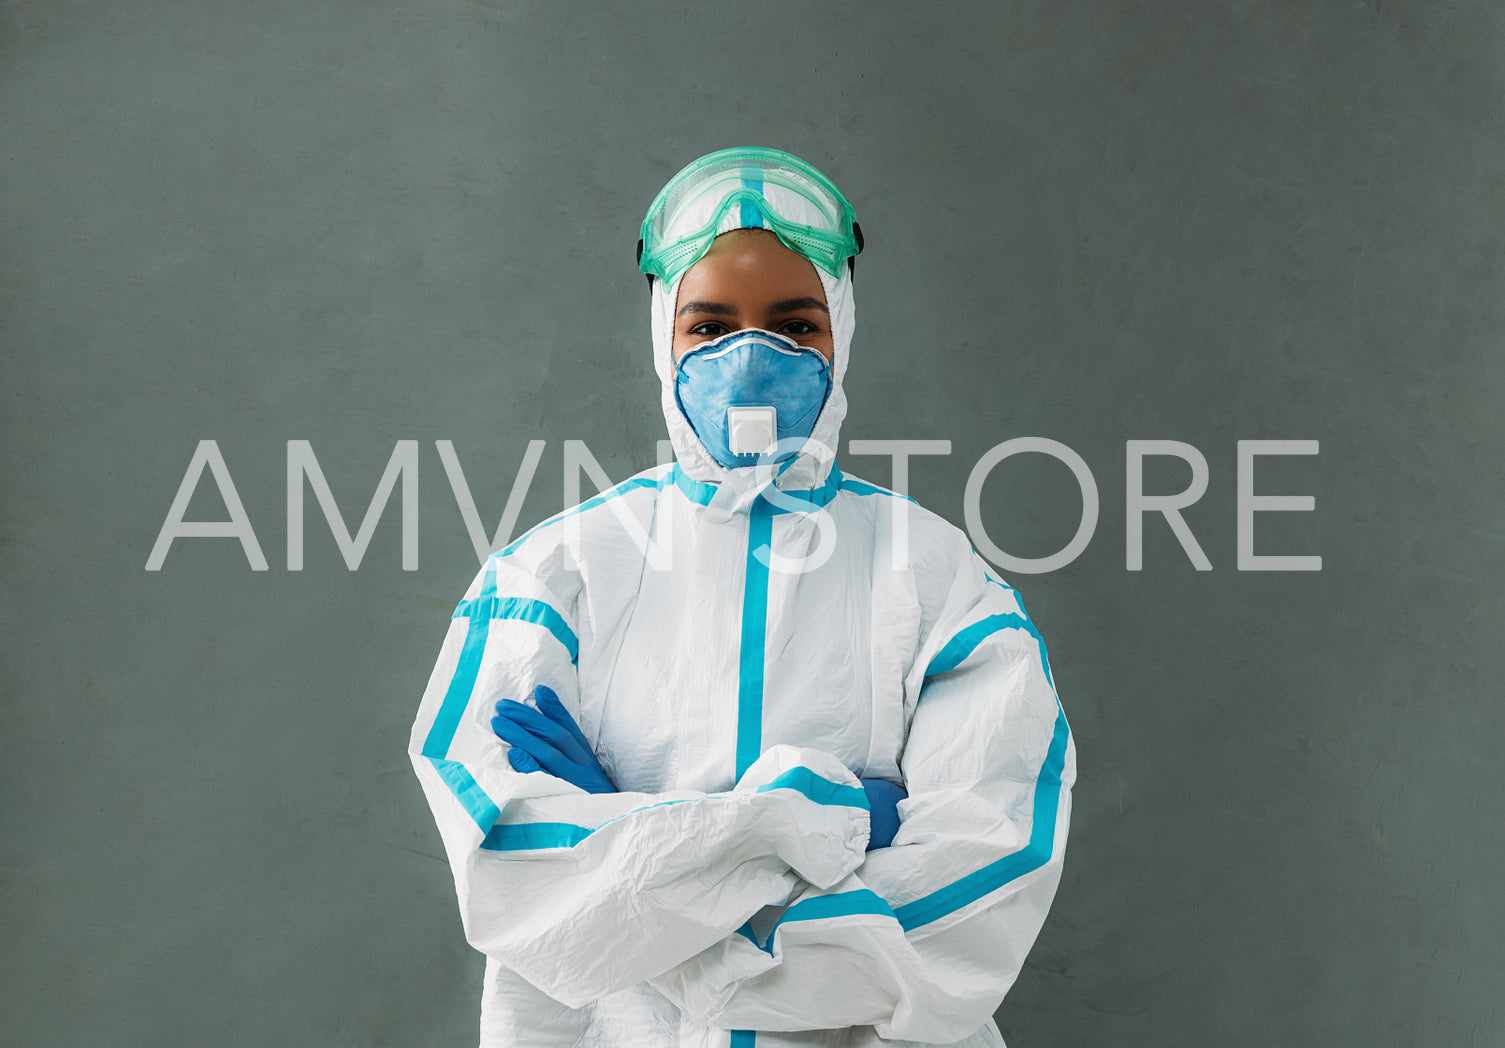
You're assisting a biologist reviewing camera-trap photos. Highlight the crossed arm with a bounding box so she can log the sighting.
[408,548,1075,1041]
[493,683,908,848]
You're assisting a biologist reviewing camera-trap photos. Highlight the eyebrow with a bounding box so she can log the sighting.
[676,297,830,318]
[677,300,736,317]
[769,297,829,315]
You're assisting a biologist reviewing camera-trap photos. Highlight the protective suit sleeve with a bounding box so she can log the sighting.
[647,541,1076,1041]
[408,555,871,1007]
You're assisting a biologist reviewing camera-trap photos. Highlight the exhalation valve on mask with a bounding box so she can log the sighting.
[674,328,833,469]
[726,406,778,457]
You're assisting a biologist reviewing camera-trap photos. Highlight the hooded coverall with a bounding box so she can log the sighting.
[408,241,1076,1048]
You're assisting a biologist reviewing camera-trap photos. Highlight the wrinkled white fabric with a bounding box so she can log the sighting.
[409,250,1076,1048]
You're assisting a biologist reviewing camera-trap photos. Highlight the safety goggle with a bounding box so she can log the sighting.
[638,146,863,286]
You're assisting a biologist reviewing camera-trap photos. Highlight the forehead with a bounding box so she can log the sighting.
[675,230,826,308]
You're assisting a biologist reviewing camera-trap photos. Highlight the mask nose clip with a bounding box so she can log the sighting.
[726,406,777,457]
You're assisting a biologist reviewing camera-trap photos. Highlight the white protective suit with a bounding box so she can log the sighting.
[408,247,1076,1048]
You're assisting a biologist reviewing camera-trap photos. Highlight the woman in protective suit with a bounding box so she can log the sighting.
[408,147,1076,1048]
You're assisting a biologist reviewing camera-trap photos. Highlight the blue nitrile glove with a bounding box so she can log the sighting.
[860,777,907,850]
[491,685,617,795]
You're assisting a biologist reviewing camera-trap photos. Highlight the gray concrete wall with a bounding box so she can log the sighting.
[3,2,1501,1044]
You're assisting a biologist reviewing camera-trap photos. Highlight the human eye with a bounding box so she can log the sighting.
[688,320,729,338]
[777,318,820,337]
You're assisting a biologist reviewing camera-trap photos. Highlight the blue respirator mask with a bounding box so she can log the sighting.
[673,328,833,469]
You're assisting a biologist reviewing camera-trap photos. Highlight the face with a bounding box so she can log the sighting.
[671,229,834,364]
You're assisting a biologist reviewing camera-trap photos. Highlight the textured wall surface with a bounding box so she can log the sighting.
[3,2,1502,1045]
